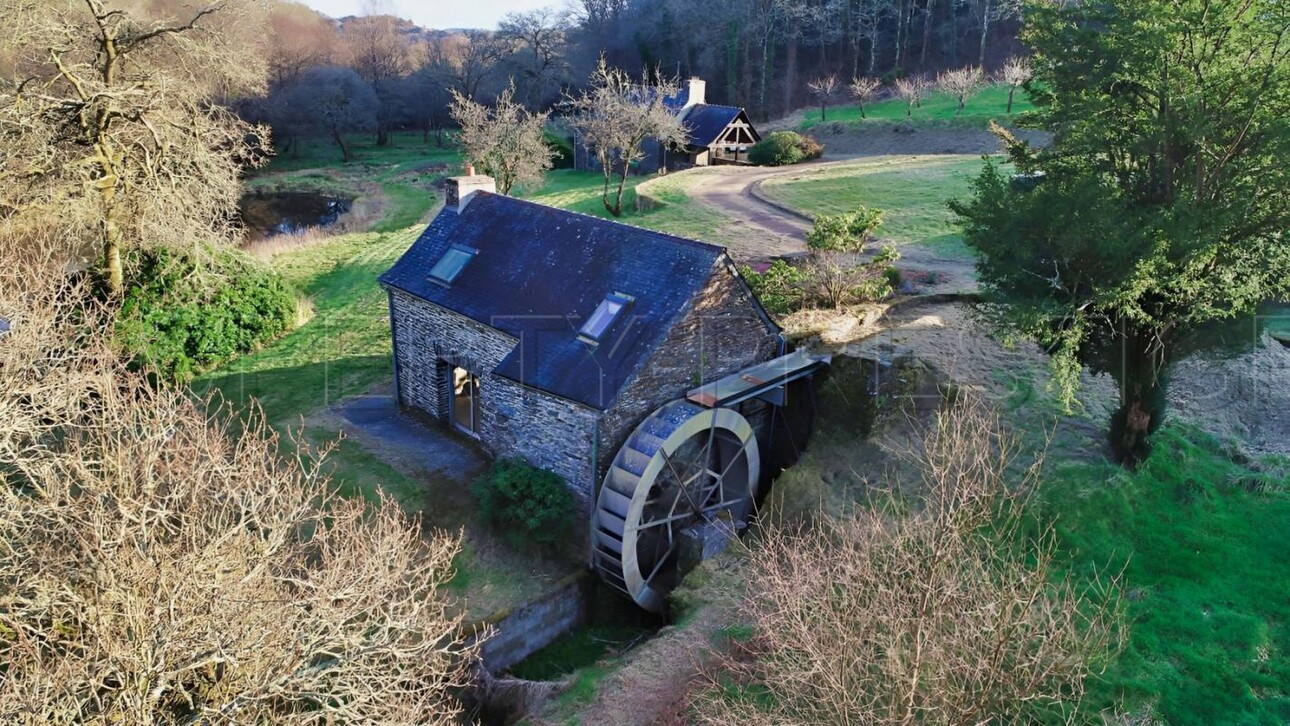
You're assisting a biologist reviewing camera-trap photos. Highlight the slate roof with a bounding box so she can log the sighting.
[681,104,750,148]
[662,85,691,112]
[380,193,731,411]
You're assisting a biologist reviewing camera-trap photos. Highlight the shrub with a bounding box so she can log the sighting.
[807,207,884,253]
[741,260,808,315]
[804,245,899,309]
[114,246,296,384]
[472,458,575,548]
[749,131,824,166]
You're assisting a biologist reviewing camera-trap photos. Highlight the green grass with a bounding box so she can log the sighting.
[1041,428,1290,724]
[802,84,1035,129]
[195,229,412,430]
[759,154,996,259]
[519,169,737,243]
[509,625,647,682]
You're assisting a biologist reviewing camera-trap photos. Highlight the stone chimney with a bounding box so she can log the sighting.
[685,77,706,108]
[444,171,496,212]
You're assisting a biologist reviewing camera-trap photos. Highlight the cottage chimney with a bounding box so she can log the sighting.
[444,173,495,212]
[685,77,706,107]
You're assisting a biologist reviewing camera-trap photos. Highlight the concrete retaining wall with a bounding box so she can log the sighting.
[469,571,592,674]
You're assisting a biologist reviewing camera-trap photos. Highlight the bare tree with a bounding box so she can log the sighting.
[566,57,687,217]
[266,1,341,88]
[0,0,270,294]
[893,74,929,118]
[691,402,1123,725]
[497,8,571,109]
[998,55,1032,114]
[429,30,515,100]
[806,74,840,121]
[450,82,556,195]
[938,66,985,115]
[0,247,478,723]
[343,13,412,145]
[280,67,379,163]
[848,76,882,119]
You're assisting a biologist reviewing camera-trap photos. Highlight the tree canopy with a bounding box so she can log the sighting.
[952,0,1290,464]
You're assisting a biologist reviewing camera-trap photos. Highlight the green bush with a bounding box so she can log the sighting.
[749,131,824,166]
[115,246,296,384]
[741,260,808,315]
[807,207,885,253]
[472,458,575,547]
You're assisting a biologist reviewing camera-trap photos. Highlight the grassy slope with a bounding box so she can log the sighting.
[1043,431,1289,723]
[245,131,460,233]
[801,84,1036,129]
[759,154,993,259]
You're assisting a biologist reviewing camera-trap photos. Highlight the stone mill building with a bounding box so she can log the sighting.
[379,173,782,511]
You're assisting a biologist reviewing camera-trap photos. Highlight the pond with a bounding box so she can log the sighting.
[238,191,352,241]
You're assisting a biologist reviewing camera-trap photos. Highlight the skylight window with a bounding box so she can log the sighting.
[428,244,477,284]
[579,293,633,342]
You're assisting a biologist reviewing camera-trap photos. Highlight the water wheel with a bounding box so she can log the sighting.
[591,400,760,612]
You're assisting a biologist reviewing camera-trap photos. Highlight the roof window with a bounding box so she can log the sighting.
[428,244,477,285]
[579,293,633,342]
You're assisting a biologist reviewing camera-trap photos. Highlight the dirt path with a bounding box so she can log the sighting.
[684,158,979,295]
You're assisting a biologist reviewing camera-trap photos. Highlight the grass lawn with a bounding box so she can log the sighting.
[520,169,738,244]
[1041,429,1290,724]
[801,84,1035,130]
[759,154,995,259]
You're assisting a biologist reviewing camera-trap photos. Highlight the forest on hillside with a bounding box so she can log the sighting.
[248,0,1024,153]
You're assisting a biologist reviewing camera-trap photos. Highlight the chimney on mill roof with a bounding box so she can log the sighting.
[444,169,495,213]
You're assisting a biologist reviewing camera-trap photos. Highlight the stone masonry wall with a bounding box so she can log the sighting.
[388,287,599,505]
[387,288,515,418]
[482,376,599,509]
[597,259,780,478]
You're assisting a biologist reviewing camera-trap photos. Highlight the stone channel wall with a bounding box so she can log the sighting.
[469,572,592,674]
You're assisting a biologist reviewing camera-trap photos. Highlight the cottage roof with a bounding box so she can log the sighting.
[380,193,732,410]
[681,104,748,148]
[662,85,691,112]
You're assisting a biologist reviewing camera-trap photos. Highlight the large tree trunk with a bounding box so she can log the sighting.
[1007,85,1016,114]
[102,204,124,295]
[978,0,993,68]
[1109,329,1168,467]
[333,130,352,163]
[921,0,937,69]
[784,33,798,116]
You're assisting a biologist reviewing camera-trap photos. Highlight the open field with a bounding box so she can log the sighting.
[800,84,1036,130]
[758,154,994,259]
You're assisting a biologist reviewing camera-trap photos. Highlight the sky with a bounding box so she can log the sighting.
[297,0,555,30]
